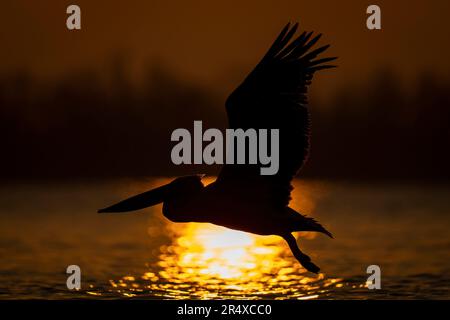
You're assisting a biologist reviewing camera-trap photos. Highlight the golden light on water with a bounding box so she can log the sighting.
[98,222,343,299]
[166,225,278,283]
[83,178,349,299]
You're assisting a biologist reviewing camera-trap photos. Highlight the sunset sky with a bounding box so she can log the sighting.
[1,0,450,99]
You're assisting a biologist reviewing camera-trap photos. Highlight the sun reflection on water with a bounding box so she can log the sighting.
[84,177,347,299]
[94,222,343,299]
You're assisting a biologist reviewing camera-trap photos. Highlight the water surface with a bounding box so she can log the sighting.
[1,178,449,299]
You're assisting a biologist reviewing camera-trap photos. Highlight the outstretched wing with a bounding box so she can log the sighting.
[216,23,336,207]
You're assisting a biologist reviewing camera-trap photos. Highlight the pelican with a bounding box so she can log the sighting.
[98,23,336,273]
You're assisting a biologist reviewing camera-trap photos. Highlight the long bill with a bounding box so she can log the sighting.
[98,183,170,213]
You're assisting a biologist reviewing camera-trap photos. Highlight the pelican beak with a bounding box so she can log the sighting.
[98,183,170,213]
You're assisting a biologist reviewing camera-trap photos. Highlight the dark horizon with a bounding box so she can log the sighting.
[1,60,449,181]
[2,1,450,182]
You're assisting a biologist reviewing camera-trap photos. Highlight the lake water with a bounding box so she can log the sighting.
[1,178,449,299]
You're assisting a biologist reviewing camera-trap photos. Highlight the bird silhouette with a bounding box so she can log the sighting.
[98,23,336,273]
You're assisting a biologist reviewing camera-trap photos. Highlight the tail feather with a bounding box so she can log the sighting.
[287,207,333,238]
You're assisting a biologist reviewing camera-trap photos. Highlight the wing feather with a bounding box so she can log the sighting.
[217,23,336,208]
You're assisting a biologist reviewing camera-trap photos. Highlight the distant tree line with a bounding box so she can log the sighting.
[1,64,449,181]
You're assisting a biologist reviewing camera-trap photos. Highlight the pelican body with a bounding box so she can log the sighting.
[99,23,336,273]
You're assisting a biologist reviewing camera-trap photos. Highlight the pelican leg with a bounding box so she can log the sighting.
[282,233,320,274]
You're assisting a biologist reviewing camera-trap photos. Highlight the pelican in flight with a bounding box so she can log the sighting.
[99,23,336,273]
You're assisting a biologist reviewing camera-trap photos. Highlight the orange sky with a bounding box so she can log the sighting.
[1,0,450,98]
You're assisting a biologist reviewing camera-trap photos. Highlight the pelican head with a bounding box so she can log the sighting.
[97,175,204,214]
[166,175,204,197]
[162,175,205,222]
